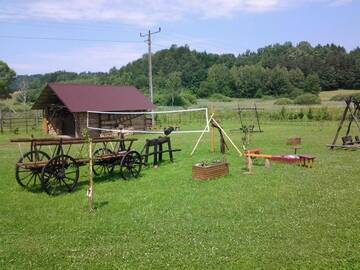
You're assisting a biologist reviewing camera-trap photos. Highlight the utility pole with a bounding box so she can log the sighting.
[140,27,161,126]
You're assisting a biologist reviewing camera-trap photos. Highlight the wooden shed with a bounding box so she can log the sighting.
[32,83,155,137]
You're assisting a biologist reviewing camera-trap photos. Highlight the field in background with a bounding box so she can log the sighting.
[196,89,360,111]
[1,121,360,269]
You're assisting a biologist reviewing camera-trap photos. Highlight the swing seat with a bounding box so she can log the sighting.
[342,136,354,145]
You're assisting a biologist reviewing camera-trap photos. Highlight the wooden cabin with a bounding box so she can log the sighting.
[32,83,155,137]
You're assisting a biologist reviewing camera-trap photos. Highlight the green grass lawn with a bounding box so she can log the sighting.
[1,121,360,269]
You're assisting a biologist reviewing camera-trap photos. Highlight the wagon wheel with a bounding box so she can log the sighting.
[41,155,79,196]
[15,150,50,192]
[92,148,115,176]
[120,151,142,180]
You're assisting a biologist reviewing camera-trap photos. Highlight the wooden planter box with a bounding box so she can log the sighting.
[192,162,229,180]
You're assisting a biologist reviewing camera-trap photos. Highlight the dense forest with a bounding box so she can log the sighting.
[3,41,360,105]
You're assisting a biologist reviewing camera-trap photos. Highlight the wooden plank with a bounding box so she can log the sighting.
[10,137,137,144]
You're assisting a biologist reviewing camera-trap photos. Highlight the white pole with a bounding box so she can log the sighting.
[190,113,214,156]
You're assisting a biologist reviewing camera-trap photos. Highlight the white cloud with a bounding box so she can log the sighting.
[2,0,354,26]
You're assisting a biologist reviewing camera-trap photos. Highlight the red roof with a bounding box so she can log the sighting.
[33,83,155,112]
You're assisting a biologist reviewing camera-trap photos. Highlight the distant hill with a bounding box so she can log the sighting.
[10,42,360,103]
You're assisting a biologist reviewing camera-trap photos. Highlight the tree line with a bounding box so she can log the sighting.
[2,41,360,105]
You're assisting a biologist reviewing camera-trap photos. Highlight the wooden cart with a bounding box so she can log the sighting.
[11,137,142,195]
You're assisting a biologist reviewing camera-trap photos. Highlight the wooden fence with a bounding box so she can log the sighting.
[0,110,42,134]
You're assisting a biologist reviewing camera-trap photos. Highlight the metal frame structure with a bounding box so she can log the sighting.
[235,103,263,133]
[327,96,360,149]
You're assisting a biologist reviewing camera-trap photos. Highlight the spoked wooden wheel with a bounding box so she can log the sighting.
[92,148,115,176]
[120,151,142,180]
[15,150,50,192]
[41,155,79,195]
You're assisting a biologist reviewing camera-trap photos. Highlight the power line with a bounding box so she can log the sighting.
[0,35,143,43]
[0,18,141,32]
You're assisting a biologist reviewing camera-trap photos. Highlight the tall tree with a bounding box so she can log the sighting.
[0,61,16,99]
[199,64,232,97]
[303,74,322,94]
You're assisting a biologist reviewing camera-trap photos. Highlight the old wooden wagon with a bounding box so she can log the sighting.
[12,136,142,195]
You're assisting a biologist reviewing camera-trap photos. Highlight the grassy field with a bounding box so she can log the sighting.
[196,89,360,111]
[1,120,360,269]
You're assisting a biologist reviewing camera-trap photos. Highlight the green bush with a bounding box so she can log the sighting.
[307,108,314,120]
[181,91,197,105]
[315,107,332,121]
[154,91,197,107]
[209,93,232,102]
[294,94,321,105]
[274,98,293,105]
[298,110,305,119]
[289,88,304,99]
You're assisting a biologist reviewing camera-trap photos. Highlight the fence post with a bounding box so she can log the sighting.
[25,118,28,133]
[35,111,39,130]
[9,112,12,132]
[0,109,3,133]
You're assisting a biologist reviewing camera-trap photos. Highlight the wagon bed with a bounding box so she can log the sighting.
[12,136,142,195]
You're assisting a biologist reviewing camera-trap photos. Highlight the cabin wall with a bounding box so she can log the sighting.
[74,112,151,137]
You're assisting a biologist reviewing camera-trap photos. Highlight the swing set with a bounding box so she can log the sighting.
[327,96,360,150]
[234,103,263,133]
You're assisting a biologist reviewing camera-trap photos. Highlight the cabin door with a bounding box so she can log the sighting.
[61,111,75,137]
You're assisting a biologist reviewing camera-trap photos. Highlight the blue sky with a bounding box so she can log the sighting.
[1,0,359,75]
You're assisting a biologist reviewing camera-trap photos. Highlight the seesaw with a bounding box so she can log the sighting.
[244,151,315,174]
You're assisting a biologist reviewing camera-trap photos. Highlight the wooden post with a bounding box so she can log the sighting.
[330,100,350,148]
[9,112,12,132]
[211,118,243,156]
[0,109,3,133]
[209,105,215,152]
[254,103,262,132]
[25,118,28,133]
[35,111,39,130]
[87,138,94,211]
[245,156,253,175]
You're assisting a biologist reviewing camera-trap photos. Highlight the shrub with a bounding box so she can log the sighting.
[254,89,263,98]
[209,93,232,102]
[298,110,305,119]
[294,94,321,105]
[180,92,197,105]
[315,107,332,121]
[307,108,314,120]
[274,98,293,105]
[154,91,197,107]
[289,88,304,99]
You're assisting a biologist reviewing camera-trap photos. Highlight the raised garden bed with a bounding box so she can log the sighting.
[192,161,229,180]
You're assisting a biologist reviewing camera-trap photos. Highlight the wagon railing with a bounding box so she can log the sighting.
[11,136,142,195]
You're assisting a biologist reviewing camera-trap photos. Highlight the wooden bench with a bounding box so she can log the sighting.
[143,137,181,167]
